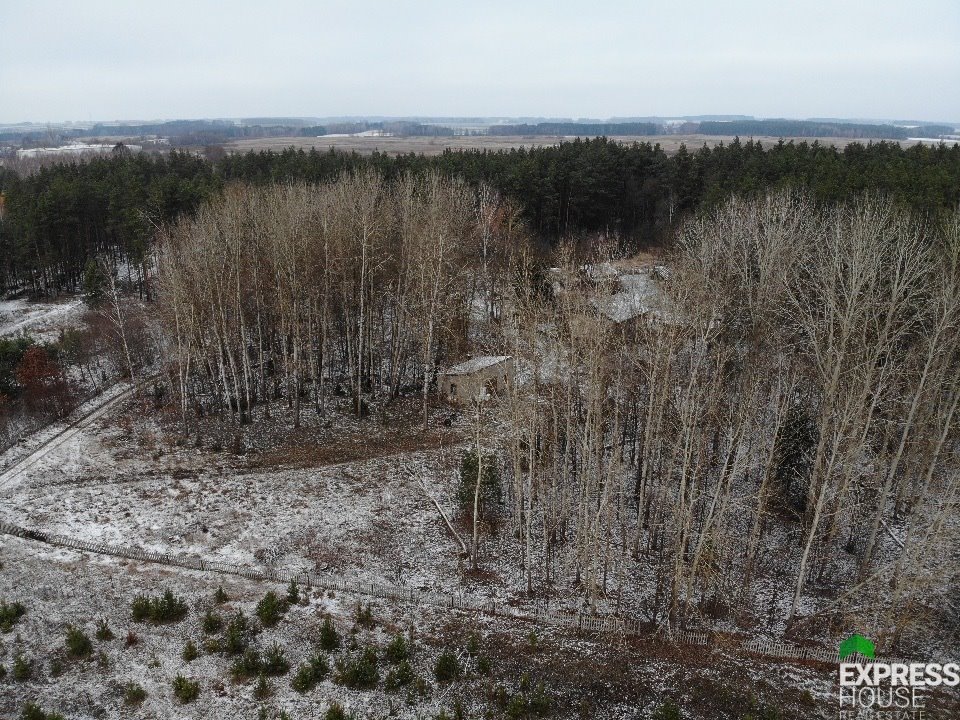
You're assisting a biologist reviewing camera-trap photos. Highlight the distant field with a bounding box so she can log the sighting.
[223,133,929,156]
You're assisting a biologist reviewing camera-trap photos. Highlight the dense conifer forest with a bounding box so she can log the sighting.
[1,137,959,293]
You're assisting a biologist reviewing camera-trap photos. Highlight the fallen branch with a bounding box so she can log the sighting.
[880,518,905,549]
[421,479,469,556]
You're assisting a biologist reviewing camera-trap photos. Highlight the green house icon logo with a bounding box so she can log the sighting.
[839,634,875,662]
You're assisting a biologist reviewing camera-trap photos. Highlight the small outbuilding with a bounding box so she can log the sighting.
[439,355,513,405]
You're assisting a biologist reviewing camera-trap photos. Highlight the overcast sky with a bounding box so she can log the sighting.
[1,0,957,124]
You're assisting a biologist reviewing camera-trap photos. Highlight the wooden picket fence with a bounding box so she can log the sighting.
[0,518,902,667]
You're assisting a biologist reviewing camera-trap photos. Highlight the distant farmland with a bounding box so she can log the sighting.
[223,133,934,156]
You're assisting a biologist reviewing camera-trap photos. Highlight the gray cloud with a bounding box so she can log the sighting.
[1,0,957,123]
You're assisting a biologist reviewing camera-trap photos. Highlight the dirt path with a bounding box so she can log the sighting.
[0,381,136,493]
[0,516,861,671]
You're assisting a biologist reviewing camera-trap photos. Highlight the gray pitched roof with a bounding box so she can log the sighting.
[443,355,511,376]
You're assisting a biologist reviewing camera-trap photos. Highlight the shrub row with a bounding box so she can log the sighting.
[131,590,188,624]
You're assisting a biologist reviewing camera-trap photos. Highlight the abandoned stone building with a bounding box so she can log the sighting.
[439,355,514,405]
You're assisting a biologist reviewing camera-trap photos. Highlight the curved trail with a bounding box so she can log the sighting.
[0,517,866,669]
[0,382,136,493]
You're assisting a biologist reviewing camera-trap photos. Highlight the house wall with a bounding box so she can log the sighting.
[440,360,514,405]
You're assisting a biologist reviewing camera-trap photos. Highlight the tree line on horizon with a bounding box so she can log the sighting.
[4,117,952,146]
[694,119,954,140]
[1,137,959,294]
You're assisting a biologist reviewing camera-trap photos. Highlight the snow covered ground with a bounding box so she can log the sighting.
[0,381,132,487]
[0,535,842,720]
[0,396,528,611]
[0,296,85,342]
[0,392,929,719]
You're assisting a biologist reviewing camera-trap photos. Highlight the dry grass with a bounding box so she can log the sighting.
[250,427,461,469]
[424,614,833,720]
[222,133,925,157]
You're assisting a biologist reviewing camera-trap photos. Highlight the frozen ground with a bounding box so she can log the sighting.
[0,536,843,720]
[0,296,85,342]
[0,394,657,621]
[0,397,486,602]
[0,382,132,486]
[2,392,948,719]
